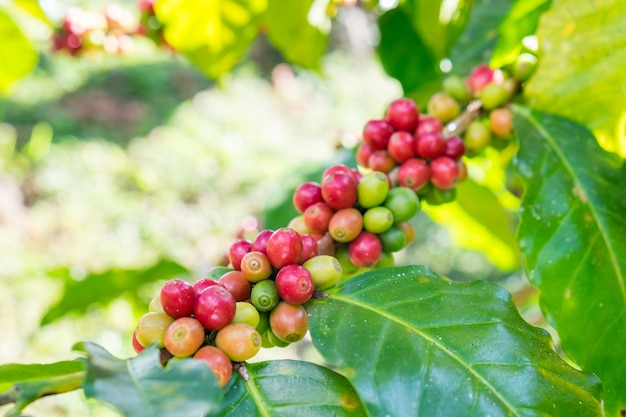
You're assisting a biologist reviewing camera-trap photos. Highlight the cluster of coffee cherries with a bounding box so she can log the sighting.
[356,97,468,206]
[51,4,136,56]
[132,227,342,387]
[135,0,171,49]
[289,164,417,279]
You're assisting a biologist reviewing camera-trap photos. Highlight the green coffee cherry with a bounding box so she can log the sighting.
[251,279,279,312]
[358,171,390,208]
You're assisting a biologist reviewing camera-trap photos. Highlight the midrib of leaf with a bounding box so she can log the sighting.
[515,106,626,305]
[242,368,271,417]
[330,293,520,416]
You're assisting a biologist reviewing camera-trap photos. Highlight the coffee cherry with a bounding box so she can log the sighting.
[193,278,221,297]
[160,279,195,319]
[193,346,232,388]
[479,83,508,110]
[383,187,420,223]
[232,301,260,328]
[228,239,252,270]
[375,251,395,268]
[303,202,334,235]
[358,171,390,208]
[444,136,466,160]
[415,115,443,136]
[299,233,319,263]
[239,252,272,283]
[442,74,470,103]
[215,323,261,362]
[256,311,270,335]
[430,156,459,190]
[415,132,446,160]
[464,120,491,154]
[378,226,407,253]
[512,53,537,82]
[362,119,394,150]
[321,172,358,210]
[269,302,309,343]
[265,328,290,347]
[457,160,468,182]
[302,255,342,290]
[132,329,145,354]
[149,294,164,313]
[164,317,205,358]
[292,182,323,213]
[385,98,419,132]
[251,229,273,254]
[136,312,175,348]
[363,206,394,234]
[387,131,416,163]
[315,233,336,257]
[328,208,363,243]
[194,285,236,331]
[322,164,358,182]
[425,186,457,205]
[334,243,359,278]
[356,142,374,168]
[489,107,513,138]
[219,270,252,301]
[348,231,382,268]
[266,227,303,269]
[467,64,503,94]
[367,150,396,173]
[397,158,430,191]
[427,92,461,123]
[397,221,415,246]
[288,215,311,235]
[251,279,279,312]
[276,264,315,304]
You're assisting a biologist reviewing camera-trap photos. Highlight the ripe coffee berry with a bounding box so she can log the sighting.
[321,172,358,210]
[292,182,323,213]
[275,264,315,305]
[251,229,273,254]
[444,136,466,160]
[193,285,236,331]
[467,64,503,94]
[329,208,363,243]
[228,239,252,270]
[348,231,383,268]
[362,119,394,150]
[387,131,415,163]
[269,302,309,343]
[303,202,334,235]
[160,279,195,319]
[397,158,430,191]
[430,156,459,190]
[356,142,374,168]
[415,115,443,136]
[132,329,144,354]
[219,270,252,301]
[192,278,221,297]
[215,323,261,362]
[415,132,446,160]
[164,317,205,358]
[299,234,319,263]
[266,227,303,269]
[385,98,419,132]
[193,346,232,388]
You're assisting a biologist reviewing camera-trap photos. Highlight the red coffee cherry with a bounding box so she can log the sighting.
[387,131,416,163]
[160,279,195,319]
[275,264,315,305]
[415,132,446,160]
[321,172,358,210]
[193,285,236,331]
[219,270,253,301]
[430,156,460,190]
[228,239,252,270]
[444,136,466,160]
[328,208,363,243]
[397,158,430,191]
[348,231,383,268]
[266,227,303,269]
[303,202,334,235]
[194,346,233,388]
[251,229,273,254]
[362,119,394,150]
[292,182,323,213]
[269,302,309,343]
[385,98,419,132]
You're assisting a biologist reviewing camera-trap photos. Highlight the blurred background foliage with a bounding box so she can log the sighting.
[0,1,539,415]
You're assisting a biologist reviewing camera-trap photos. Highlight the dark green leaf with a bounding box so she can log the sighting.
[42,259,188,325]
[309,265,603,416]
[0,361,84,416]
[215,360,366,416]
[450,0,514,75]
[263,0,329,70]
[78,343,222,417]
[0,8,38,94]
[524,0,626,157]
[489,0,551,68]
[154,0,267,79]
[377,7,440,100]
[513,106,626,417]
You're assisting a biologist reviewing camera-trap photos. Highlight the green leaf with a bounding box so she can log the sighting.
[449,0,515,75]
[78,343,222,417]
[524,0,626,157]
[154,0,267,79]
[14,0,52,25]
[0,7,38,94]
[377,7,439,100]
[215,360,366,416]
[424,178,520,271]
[42,259,188,325]
[0,361,84,416]
[308,266,603,416]
[263,0,329,70]
[513,106,626,417]
[489,0,551,68]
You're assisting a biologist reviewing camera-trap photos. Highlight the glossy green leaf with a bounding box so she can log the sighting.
[309,265,603,416]
[263,0,329,70]
[489,0,551,68]
[524,0,626,157]
[215,360,366,416]
[154,0,267,79]
[449,0,514,75]
[0,361,84,416]
[513,106,626,417]
[43,259,188,325]
[0,8,38,94]
[377,7,439,100]
[78,343,221,417]
[424,178,520,271]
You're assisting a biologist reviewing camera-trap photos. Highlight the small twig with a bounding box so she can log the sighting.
[442,100,483,138]
[234,362,249,382]
[312,290,329,299]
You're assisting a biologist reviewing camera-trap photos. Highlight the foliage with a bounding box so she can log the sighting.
[0,0,625,416]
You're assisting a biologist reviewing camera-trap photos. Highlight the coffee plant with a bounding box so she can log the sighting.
[1,0,625,416]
